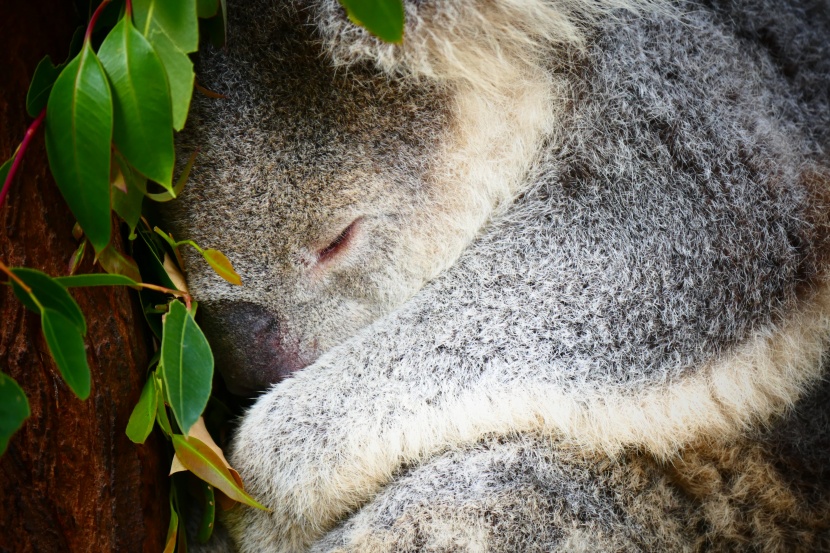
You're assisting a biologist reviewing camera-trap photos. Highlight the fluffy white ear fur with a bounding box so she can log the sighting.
[311,0,673,90]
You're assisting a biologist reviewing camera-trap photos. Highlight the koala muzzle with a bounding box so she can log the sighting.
[199,301,306,396]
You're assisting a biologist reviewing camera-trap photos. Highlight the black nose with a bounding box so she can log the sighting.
[197,301,304,396]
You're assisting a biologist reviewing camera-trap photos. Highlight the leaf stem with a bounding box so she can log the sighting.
[139,282,192,311]
[126,0,133,17]
[0,109,46,211]
[85,0,113,43]
[0,260,32,294]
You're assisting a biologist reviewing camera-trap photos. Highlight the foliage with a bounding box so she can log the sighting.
[0,0,404,547]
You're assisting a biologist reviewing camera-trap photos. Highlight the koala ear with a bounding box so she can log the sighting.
[307,0,670,90]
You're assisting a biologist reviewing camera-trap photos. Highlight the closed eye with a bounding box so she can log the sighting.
[318,218,360,263]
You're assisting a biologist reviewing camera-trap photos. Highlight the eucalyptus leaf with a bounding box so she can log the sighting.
[196,480,216,542]
[126,375,159,443]
[99,17,175,189]
[68,239,88,275]
[0,157,12,189]
[133,0,198,130]
[55,273,140,288]
[202,0,227,48]
[133,0,199,53]
[41,308,91,400]
[171,434,267,509]
[197,0,218,18]
[134,227,177,338]
[202,249,241,285]
[163,497,179,553]
[10,268,86,334]
[97,245,143,283]
[0,373,30,456]
[161,300,213,435]
[26,56,61,117]
[111,151,147,236]
[146,149,197,202]
[45,41,113,252]
[338,0,405,43]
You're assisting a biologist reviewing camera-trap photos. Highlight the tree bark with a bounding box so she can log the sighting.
[0,2,169,551]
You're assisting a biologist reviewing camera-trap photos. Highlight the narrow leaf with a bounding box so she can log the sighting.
[171,435,267,509]
[26,56,61,117]
[41,308,91,399]
[133,0,198,130]
[99,18,175,188]
[11,268,86,334]
[202,0,227,49]
[161,300,213,435]
[146,149,197,202]
[338,0,405,43]
[134,227,177,338]
[55,273,139,288]
[196,480,216,542]
[0,157,12,189]
[155,373,173,436]
[202,249,241,285]
[163,497,179,553]
[126,375,159,443]
[68,239,87,275]
[97,245,143,283]
[45,42,113,252]
[111,152,147,236]
[0,373,30,455]
[197,0,218,18]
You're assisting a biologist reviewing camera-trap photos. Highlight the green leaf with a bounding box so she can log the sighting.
[99,18,175,189]
[45,41,113,252]
[156,386,173,436]
[161,300,213,435]
[201,0,227,48]
[163,496,179,553]
[26,56,61,117]
[196,480,216,542]
[202,249,242,285]
[0,156,12,188]
[146,149,197,202]
[135,225,175,287]
[133,226,177,338]
[0,373,30,456]
[97,244,143,283]
[197,0,218,18]
[171,434,267,509]
[55,273,139,288]
[338,0,405,43]
[111,151,147,236]
[126,375,159,443]
[10,268,86,334]
[41,308,91,399]
[133,0,199,53]
[133,0,198,130]
[68,239,88,275]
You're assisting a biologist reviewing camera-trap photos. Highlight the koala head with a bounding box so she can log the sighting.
[164,0,623,393]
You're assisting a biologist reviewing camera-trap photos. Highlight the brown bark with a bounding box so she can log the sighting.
[0,2,168,552]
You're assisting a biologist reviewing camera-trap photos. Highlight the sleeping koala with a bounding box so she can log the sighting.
[166,0,830,550]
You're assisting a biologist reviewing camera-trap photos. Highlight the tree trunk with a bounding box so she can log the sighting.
[0,2,169,551]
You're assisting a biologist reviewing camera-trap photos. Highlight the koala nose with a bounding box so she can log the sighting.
[198,301,306,396]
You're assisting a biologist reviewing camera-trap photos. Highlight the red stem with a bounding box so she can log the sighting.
[0,108,46,211]
[85,0,113,43]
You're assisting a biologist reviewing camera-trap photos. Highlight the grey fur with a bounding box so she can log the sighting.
[170,0,830,551]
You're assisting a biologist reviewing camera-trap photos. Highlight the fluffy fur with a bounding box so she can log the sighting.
[172,0,830,551]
